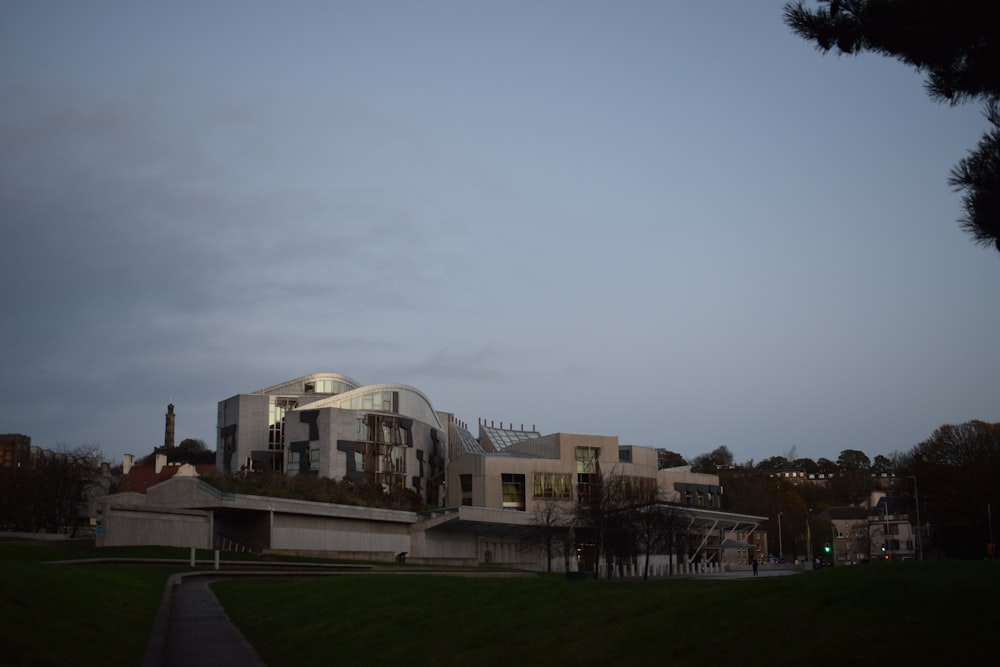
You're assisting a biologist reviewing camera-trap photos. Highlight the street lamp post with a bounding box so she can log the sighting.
[884,500,891,560]
[778,511,783,562]
[908,475,922,561]
[806,509,813,565]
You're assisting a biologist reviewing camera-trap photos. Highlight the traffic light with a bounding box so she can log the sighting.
[823,543,831,554]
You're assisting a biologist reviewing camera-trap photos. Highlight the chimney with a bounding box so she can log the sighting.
[164,403,175,449]
[155,453,167,474]
[123,454,134,475]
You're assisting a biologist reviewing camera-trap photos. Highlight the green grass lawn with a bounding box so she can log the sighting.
[2,539,997,667]
[0,540,223,667]
[214,561,1000,667]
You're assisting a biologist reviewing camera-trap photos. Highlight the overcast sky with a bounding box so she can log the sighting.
[2,1,997,468]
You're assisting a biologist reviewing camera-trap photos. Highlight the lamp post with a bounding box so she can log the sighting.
[806,509,813,566]
[778,511,784,562]
[884,499,891,560]
[907,475,922,561]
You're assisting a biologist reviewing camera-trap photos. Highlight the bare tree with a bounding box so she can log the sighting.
[11,444,105,535]
[575,463,635,578]
[525,497,574,573]
[629,484,667,581]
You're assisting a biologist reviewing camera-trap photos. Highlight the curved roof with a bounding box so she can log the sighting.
[296,383,443,430]
[254,372,362,395]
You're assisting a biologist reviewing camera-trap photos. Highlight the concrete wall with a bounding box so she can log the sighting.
[99,504,212,549]
[269,512,410,561]
[217,393,270,472]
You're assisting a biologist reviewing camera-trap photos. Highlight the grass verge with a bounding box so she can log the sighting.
[214,561,999,667]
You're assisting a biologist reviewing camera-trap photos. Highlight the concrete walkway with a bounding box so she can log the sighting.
[142,574,266,667]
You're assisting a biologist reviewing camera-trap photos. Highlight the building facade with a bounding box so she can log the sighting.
[216,373,447,503]
[94,371,769,573]
[818,491,919,564]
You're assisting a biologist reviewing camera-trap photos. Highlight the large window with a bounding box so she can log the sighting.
[619,475,657,502]
[304,379,352,394]
[460,474,473,506]
[354,414,407,491]
[576,447,600,473]
[576,448,601,501]
[533,472,572,499]
[501,473,526,511]
[268,398,297,450]
[338,391,394,412]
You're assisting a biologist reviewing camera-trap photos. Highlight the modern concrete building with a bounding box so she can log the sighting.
[97,372,767,575]
[216,373,447,504]
[444,421,725,513]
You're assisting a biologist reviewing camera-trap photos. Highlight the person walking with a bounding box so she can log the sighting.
[751,558,759,576]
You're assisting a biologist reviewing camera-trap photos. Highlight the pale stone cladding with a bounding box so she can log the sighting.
[446,432,709,513]
[96,476,416,561]
[446,425,724,514]
[216,372,363,474]
[216,392,271,472]
[215,374,448,503]
[657,467,724,508]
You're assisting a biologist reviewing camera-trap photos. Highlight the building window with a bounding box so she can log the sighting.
[619,448,632,463]
[222,429,237,454]
[354,413,408,491]
[501,473,525,511]
[533,472,572,499]
[268,398,297,452]
[309,448,320,471]
[576,447,600,473]
[304,379,351,394]
[460,474,473,506]
[339,391,395,412]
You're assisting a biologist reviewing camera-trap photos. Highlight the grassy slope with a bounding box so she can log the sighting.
[214,562,999,667]
[1,540,996,667]
[0,542,193,667]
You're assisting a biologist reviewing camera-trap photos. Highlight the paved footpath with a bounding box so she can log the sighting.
[142,574,266,667]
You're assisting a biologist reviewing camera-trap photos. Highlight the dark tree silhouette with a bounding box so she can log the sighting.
[896,420,1000,558]
[784,1,1000,251]
[0,444,103,534]
[656,449,687,469]
[690,446,733,474]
